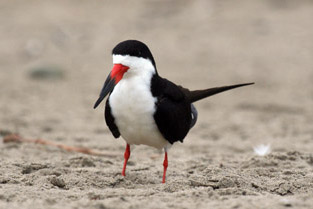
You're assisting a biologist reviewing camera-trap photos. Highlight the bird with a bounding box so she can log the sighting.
[94,40,253,183]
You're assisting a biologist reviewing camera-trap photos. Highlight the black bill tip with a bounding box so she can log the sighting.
[94,96,104,109]
[93,73,116,109]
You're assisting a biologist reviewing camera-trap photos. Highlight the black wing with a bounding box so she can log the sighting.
[180,83,254,103]
[104,98,120,138]
[151,75,192,144]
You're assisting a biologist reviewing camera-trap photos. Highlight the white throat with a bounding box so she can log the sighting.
[109,55,168,149]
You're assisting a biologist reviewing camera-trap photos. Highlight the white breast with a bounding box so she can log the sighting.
[109,70,168,149]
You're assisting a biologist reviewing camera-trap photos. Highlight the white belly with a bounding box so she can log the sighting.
[109,74,168,149]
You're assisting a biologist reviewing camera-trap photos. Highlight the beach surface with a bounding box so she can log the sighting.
[1,1,313,208]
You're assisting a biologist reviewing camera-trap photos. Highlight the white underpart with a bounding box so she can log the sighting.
[109,55,168,149]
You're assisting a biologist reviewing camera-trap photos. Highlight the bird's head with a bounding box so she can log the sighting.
[94,40,157,109]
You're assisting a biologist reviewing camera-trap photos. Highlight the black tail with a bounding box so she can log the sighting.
[188,83,254,103]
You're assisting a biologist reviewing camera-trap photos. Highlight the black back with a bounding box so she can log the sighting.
[151,75,192,144]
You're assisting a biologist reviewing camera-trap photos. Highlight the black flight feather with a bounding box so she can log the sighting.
[105,99,120,138]
[181,82,254,103]
[152,76,254,144]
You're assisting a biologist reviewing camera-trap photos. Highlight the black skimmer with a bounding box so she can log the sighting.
[94,40,253,183]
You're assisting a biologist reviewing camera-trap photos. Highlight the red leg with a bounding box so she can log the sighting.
[122,144,130,176]
[162,152,168,183]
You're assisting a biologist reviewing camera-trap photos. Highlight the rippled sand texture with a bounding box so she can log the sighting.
[1,0,313,208]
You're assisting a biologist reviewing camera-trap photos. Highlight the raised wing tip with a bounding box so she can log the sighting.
[236,82,255,87]
[189,82,255,103]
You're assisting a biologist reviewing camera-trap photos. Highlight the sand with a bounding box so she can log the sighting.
[1,0,313,208]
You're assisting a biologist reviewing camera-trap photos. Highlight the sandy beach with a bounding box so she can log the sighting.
[1,0,313,208]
